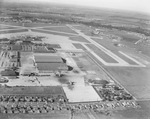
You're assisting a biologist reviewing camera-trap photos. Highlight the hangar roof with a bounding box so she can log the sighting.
[34,55,63,63]
[36,62,68,71]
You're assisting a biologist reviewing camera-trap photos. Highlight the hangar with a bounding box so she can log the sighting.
[34,54,68,73]
[34,55,63,63]
[36,63,68,72]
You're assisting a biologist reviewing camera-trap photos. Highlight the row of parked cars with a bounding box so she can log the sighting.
[0,95,68,103]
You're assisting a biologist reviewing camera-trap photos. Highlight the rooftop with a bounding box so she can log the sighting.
[34,55,63,63]
[36,62,68,71]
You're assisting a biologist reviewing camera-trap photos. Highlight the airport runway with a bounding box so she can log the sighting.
[67,24,145,67]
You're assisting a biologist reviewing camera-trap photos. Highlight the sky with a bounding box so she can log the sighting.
[2,0,150,14]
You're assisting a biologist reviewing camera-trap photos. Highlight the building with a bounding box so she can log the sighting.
[34,54,68,73]
[36,63,67,73]
[1,70,19,76]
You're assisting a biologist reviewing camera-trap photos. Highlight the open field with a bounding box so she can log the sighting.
[41,26,78,34]
[69,36,90,43]
[121,35,140,43]
[106,29,141,43]
[85,50,118,67]
[135,44,150,57]
[74,25,94,36]
[74,25,142,44]
[72,52,112,82]
[46,44,61,49]
[0,86,65,96]
[74,25,91,32]
[0,112,70,119]
[84,48,150,100]
[86,44,118,63]
[92,38,138,65]
[104,66,150,100]
[112,100,150,119]
[0,26,19,30]
[0,25,18,30]
[72,43,87,50]
[120,40,150,57]
[31,29,76,37]
[0,29,28,34]
[24,23,65,28]
[91,38,120,51]
[0,22,23,27]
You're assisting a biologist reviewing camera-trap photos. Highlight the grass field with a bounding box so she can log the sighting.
[114,51,138,65]
[75,25,141,44]
[85,50,150,100]
[74,25,91,31]
[135,44,150,57]
[74,25,95,36]
[119,40,150,57]
[0,24,18,30]
[86,44,118,63]
[0,22,23,26]
[72,43,87,50]
[41,26,78,34]
[0,26,19,30]
[24,23,65,28]
[104,66,150,100]
[106,30,141,43]
[92,38,138,65]
[0,86,65,96]
[69,36,90,43]
[31,29,76,37]
[0,25,8,29]
[92,38,118,51]
[0,112,70,119]
[46,44,61,49]
[72,53,112,82]
[85,51,107,66]
[121,35,140,43]
[0,29,28,34]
